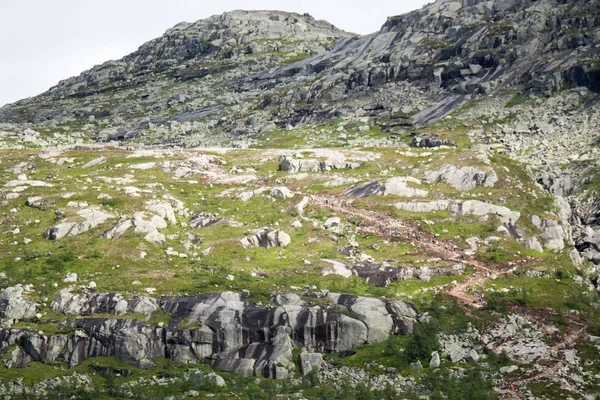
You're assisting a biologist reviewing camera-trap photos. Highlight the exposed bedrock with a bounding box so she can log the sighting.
[1,291,418,379]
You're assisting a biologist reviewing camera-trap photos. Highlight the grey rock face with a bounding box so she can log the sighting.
[0,286,38,320]
[394,200,520,227]
[300,352,323,376]
[4,291,418,379]
[346,178,428,198]
[577,227,600,265]
[0,1,599,148]
[44,208,114,240]
[411,133,454,148]
[240,229,291,249]
[270,186,294,199]
[189,213,239,229]
[333,262,466,287]
[423,165,498,191]
[279,156,360,173]
[81,157,106,169]
[523,237,543,253]
[25,196,52,211]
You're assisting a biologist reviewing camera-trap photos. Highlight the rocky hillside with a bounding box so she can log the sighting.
[0,1,600,399]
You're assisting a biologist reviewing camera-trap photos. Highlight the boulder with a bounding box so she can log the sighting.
[44,208,114,240]
[423,165,498,191]
[102,219,134,240]
[324,217,341,231]
[382,177,428,197]
[410,360,423,371]
[411,133,454,148]
[0,286,38,320]
[294,196,310,215]
[430,351,441,368]
[279,156,359,173]
[394,200,520,226]
[523,237,543,253]
[81,157,106,169]
[145,200,177,225]
[189,213,240,228]
[300,352,323,376]
[241,229,291,249]
[270,186,294,199]
[26,196,52,210]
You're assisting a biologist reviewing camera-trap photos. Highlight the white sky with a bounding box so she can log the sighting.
[0,0,431,107]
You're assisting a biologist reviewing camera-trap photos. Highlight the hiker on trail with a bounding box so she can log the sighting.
[509,383,515,390]
[325,199,329,206]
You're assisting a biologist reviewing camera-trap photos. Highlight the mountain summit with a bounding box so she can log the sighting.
[1,1,598,147]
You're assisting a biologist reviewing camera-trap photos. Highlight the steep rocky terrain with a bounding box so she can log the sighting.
[0,1,600,399]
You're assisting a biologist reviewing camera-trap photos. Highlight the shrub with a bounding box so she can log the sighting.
[404,320,440,362]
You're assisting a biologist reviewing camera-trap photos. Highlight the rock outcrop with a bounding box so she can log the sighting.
[44,209,114,240]
[423,165,498,191]
[279,156,360,173]
[240,229,291,249]
[394,200,520,227]
[1,291,418,379]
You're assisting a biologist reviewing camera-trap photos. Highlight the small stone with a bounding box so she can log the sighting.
[410,360,423,371]
[63,273,77,283]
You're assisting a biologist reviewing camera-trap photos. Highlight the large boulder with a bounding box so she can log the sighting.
[383,177,428,197]
[346,178,428,198]
[240,229,291,249]
[411,133,454,148]
[423,164,498,191]
[394,200,520,226]
[145,200,177,225]
[0,286,38,320]
[270,186,294,199]
[44,208,114,240]
[189,213,240,228]
[279,156,359,173]
[523,237,543,253]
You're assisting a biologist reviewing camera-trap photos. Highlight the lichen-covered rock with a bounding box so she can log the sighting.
[423,165,498,191]
[394,200,520,226]
[523,237,543,253]
[240,229,291,249]
[411,133,454,148]
[7,291,418,377]
[0,286,38,320]
[279,156,359,173]
[44,209,113,240]
[270,186,294,199]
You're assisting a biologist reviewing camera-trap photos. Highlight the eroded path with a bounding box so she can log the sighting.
[302,193,504,307]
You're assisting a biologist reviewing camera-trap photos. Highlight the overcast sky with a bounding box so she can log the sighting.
[0,0,431,107]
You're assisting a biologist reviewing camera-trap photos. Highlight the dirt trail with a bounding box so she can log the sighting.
[299,192,590,398]
[303,193,501,306]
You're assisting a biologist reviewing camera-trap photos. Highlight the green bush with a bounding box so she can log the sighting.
[404,320,440,362]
